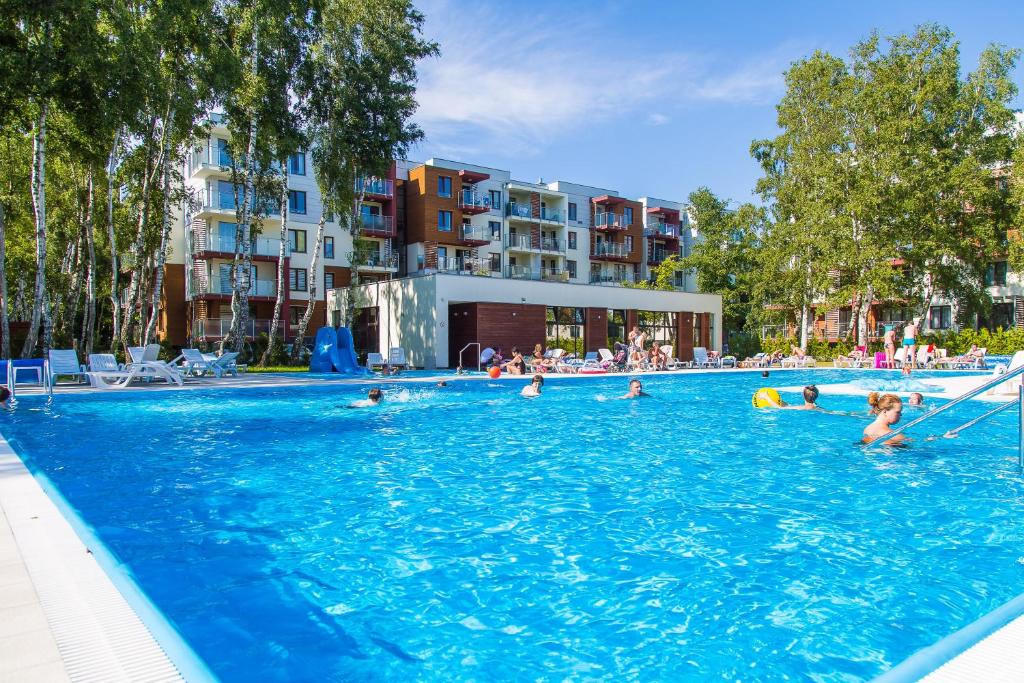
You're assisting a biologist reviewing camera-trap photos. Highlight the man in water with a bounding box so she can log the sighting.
[759,385,821,410]
[908,392,924,407]
[521,374,544,397]
[761,370,770,379]
[620,379,650,399]
[349,387,383,407]
[0,386,9,409]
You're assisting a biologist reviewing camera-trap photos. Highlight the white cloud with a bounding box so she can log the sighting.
[412,1,803,154]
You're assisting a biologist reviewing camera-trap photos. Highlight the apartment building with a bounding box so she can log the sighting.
[157,137,721,363]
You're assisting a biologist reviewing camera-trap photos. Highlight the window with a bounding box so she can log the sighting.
[438,210,452,231]
[324,271,335,290]
[489,220,501,239]
[288,229,307,253]
[546,307,586,356]
[216,138,232,166]
[568,231,577,250]
[624,207,633,225]
[929,305,952,330]
[288,190,307,215]
[287,152,305,175]
[489,190,501,210]
[567,259,577,279]
[324,236,334,259]
[607,309,626,348]
[625,236,633,253]
[289,306,303,326]
[489,253,501,272]
[437,175,452,198]
[568,202,577,222]
[985,261,1008,287]
[289,268,307,291]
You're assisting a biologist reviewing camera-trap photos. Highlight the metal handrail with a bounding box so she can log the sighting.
[460,342,481,372]
[864,364,1024,450]
[937,397,1020,439]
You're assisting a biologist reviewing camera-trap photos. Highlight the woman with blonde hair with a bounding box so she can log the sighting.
[864,392,906,445]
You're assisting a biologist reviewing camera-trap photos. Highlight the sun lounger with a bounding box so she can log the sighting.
[597,348,624,372]
[720,355,737,368]
[740,353,767,368]
[127,345,185,385]
[388,347,408,369]
[85,354,155,389]
[660,344,686,370]
[179,348,237,378]
[47,349,89,385]
[366,352,385,371]
[692,347,717,369]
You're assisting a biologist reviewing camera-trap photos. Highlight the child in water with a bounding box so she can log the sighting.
[864,392,905,445]
[349,387,383,408]
[521,374,544,397]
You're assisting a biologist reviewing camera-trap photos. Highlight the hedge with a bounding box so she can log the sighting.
[746,327,1024,361]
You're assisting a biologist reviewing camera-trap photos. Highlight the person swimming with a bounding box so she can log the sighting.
[863,392,906,445]
[619,378,650,399]
[349,387,383,408]
[521,374,544,397]
[908,392,924,407]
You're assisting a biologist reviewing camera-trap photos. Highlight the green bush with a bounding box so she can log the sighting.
[922,327,1024,355]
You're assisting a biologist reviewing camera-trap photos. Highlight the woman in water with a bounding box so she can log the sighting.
[864,392,906,445]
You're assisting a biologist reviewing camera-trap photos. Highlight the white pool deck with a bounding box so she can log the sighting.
[0,366,1019,682]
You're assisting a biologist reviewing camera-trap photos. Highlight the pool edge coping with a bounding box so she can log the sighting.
[0,433,218,683]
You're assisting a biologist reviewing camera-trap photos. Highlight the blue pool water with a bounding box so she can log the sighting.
[3,369,1023,682]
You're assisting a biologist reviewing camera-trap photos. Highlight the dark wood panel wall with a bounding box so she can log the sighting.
[448,302,547,367]
[584,307,607,353]
[677,312,694,362]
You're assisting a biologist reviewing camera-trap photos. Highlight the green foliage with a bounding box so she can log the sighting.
[921,327,1024,355]
[546,337,584,358]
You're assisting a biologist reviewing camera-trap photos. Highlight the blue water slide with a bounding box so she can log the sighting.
[309,326,339,372]
[335,326,370,375]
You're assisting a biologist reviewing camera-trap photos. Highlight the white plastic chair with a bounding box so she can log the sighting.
[47,349,88,385]
[388,347,408,369]
[366,352,385,370]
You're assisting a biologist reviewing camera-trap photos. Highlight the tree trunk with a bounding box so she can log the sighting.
[0,202,9,359]
[799,301,810,350]
[261,160,289,366]
[107,134,121,353]
[856,284,873,347]
[82,170,97,356]
[143,112,175,346]
[222,116,258,355]
[290,214,325,363]
[119,116,161,351]
[22,101,48,357]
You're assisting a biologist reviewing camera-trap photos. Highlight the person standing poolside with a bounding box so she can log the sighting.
[883,327,896,368]
[864,392,906,445]
[620,378,650,399]
[521,374,544,397]
[902,320,918,369]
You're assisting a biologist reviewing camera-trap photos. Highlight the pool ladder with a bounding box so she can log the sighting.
[864,364,1024,472]
[5,359,54,403]
[459,342,481,372]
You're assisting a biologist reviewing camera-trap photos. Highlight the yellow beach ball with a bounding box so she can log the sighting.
[752,387,781,408]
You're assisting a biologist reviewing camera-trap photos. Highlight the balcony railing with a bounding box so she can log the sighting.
[350,250,399,269]
[540,208,563,223]
[191,277,278,297]
[436,256,492,275]
[644,221,680,238]
[761,324,789,339]
[594,212,628,230]
[504,233,565,252]
[356,177,394,198]
[202,188,280,216]
[192,318,286,340]
[458,190,492,212]
[189,145,233,173]
[459,225,492,243]
[506,203,534,220]
[592,242,630,258]
[356,214,395,236]
[192,233,288,258]
[589,271,636,285]
[648,249,669,264]
[539,237,565,253]
[505,233,534,250]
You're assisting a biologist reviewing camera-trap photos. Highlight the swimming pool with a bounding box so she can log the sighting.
[3,369,1023,681]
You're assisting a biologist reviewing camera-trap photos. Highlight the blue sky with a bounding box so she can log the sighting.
[410,0,1024,206]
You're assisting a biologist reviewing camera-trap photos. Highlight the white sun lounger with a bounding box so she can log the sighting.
[388,347,408,369]
[85,353,153,389]
[126,345,185,385]
[47,349,89,385]
[179,349,238,378]
[692,347,717,369]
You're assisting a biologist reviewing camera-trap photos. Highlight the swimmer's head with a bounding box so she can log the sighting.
[532,374,544,386]
[868,392,902,420]
[629,378,642,392]
[802,385,819,403]
[761,370,770,378]
[436,381,447,388]
[909,392,923,405]
[368,388,383,403]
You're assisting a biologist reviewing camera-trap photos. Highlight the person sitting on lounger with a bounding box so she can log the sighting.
[620,378,650,399]
[647,345,666,371]
[350,387,383,408]
[768,350,785,366]
[863,392,906,445]
[521,374,544,397]
[502,347,526,375]
[791,345,806,359]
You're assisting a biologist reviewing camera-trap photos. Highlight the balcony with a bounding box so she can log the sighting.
[191,277,278,298]
[352,251,399,271]
[436,256,493,276]
[457,224,492,247]
[505,265,568,282]
[192,318,286,340]
[355,214,395,237]
[593,212,628,231]
[458,190,491,215]
[191,233,288,259]
[200,188,280,217]
[187,145,234,177]
[591,241,631,261]
[355,177,394,200]
[647,249,670,266]
[589,271,636,286]
[505,233,534,252]
[506,202,534,221]
[644,221,680,240]
[504,233,565,253]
